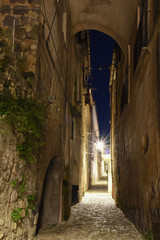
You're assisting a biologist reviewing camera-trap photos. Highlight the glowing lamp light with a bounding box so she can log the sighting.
[96,141,104,151]
[106,149,109,155]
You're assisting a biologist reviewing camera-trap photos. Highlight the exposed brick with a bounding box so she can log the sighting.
[3,16,19,27]
[16,27,27,40]
[1,5,11,15]
[0,232,4,239]
[13,6,29,15]
[27,25,38,39]
[14,41,22,52]
[20,16,29,25]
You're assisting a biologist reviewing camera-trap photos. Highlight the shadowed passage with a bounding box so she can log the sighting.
[35,180,143,240]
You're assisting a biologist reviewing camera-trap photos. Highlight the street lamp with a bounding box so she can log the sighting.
[95,140,104,152]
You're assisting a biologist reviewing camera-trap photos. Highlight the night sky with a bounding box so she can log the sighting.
[89,30,115,140]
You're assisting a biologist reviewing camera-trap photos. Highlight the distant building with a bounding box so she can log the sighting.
[0,0,159,239]
[91,102,100,184]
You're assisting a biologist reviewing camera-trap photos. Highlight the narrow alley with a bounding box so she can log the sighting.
[0,1,160,239]
[35,180,143,240]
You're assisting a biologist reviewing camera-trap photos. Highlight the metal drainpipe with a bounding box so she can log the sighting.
[12,19,15,53]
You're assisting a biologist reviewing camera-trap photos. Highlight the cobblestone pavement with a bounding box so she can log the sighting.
[35,182,143,240]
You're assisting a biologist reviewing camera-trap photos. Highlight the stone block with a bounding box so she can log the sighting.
[3,16,19,27]
[10,191,18,203]
[14,41,22,52]
[1,5,11,14]
[27,0,40,4]
[33,213,38,225]
[0,232,4,239]
[17,199,25,208]
[10,0,26,3]
[30,44,37,50]
[16,227,23,237]
[20,16,29,25]
[28,226,36,239]
[16,27,27,40]
[0,193,7,204]
[11,222,17,230]
[13,6,29,15]
[32,7,40,13]
[27,26,38,40]
[30,19,39,27]
[0,219,4,226]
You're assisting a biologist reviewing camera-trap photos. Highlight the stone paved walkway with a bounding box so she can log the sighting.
[35,182,143,240]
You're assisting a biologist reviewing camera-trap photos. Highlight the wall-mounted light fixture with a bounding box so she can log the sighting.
[95,140,104,152]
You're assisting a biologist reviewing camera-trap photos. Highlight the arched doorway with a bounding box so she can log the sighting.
[36,157,63,232]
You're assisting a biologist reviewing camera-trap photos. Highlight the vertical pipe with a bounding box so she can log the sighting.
[12,19,15,53]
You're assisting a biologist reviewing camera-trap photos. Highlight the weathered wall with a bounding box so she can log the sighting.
[0,0,93,239]
[0,121,38,240]
[34,0,71,229]
[70,31,92,203]
[1,0,40,73]
[0,1,41,239]
[0,0,71,238]
[111,5,160,239]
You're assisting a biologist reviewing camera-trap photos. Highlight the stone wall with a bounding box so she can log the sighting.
[0,0,70,238]
[110,8,160,240]
[0,0,40,236]
[0,0,92,239]
[0,0,40,73]
[0,120,38,240]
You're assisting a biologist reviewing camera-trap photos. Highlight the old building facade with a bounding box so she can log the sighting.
[0,0,93,239]
[109,0,160,239]
[0,0,160,239]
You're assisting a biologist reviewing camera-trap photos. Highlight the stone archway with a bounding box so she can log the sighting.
[72,22,126,55]
[68,0,139,55]
[36,157,63,232]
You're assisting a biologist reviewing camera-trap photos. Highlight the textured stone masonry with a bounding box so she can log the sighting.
[0,0,40,73]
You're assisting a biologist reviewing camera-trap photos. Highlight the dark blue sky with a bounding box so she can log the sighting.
[89,30,115,138]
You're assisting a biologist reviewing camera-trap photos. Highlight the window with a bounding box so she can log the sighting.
[134,0,148,71]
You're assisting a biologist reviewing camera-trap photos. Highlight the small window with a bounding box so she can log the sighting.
[134,0,148,71]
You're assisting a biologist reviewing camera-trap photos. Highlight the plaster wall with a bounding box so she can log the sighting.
[68,0,139,54]
[111,14,160,239]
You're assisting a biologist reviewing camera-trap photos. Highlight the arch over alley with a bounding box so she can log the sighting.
[69,0,139,54]
[0,0,160,239]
